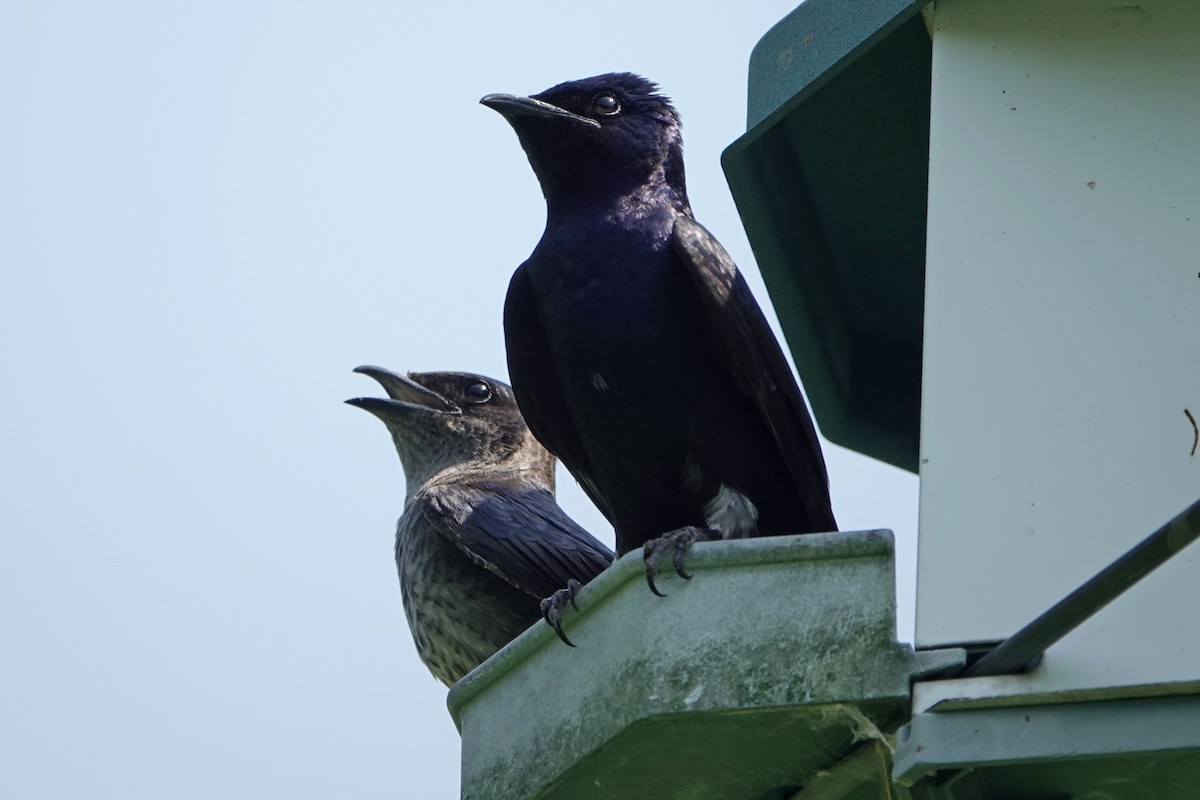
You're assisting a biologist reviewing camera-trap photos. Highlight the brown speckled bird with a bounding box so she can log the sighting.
[347,367,613,685]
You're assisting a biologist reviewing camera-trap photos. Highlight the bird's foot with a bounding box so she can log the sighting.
[540,578,584,647]
[643,526,717,597]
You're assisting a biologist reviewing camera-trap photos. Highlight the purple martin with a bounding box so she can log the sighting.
[347,367,613,684]
[481,73,837,594]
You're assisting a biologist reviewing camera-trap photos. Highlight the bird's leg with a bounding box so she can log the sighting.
[643,526,718,596]
[540,578,584,646]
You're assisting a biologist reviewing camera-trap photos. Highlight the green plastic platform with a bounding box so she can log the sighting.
[448,531,963,799]
[894,695,1200,799]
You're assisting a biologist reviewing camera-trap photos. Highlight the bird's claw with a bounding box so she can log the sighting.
[540,578,584,646]
[643,526,714,596]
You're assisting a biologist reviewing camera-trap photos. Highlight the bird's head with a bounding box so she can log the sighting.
[481,73,689,215]
[346,367,555,494]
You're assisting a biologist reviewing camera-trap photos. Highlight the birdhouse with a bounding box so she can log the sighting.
[722,0,1200,796]
[451,1,1200,797]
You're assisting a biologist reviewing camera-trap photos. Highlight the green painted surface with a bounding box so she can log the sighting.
[723,1,931,472]
[541,706,875,800]
[895,695,1200,799]
[789,740,899,800]
[449,531,962,800]
[742,0,928,132]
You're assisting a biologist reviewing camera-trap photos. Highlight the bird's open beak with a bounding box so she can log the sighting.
[480,93,601,129]
[346,366,460,419]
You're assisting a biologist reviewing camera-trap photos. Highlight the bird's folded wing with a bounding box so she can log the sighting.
[672,215,837,532]
[422,484,614,599]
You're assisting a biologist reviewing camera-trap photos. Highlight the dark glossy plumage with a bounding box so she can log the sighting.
[483,73,837,559]
[347,367,613,685]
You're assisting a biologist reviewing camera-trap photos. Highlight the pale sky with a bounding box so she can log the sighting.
[0,2,918,797]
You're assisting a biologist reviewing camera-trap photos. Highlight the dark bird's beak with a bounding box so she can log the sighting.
[346,366,460,420]
[480,93,601,129]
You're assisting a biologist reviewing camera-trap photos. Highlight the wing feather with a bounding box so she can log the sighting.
[422,484,614,599]
[673,215,836,532]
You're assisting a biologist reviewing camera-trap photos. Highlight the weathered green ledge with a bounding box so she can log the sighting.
[448,530,963,799]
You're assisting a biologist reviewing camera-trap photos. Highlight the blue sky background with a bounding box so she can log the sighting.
[0,2,917,796]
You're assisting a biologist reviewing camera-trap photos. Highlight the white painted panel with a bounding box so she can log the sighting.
[912,543,1200,712]
[917,0,1200,673]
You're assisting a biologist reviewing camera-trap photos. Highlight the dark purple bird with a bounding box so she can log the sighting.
[481,73,837,596]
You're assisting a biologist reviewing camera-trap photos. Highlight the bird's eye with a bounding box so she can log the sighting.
[592,93,620,116]
[462,381,492,404]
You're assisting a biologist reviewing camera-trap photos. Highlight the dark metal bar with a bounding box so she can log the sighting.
[964,496,1200,678]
